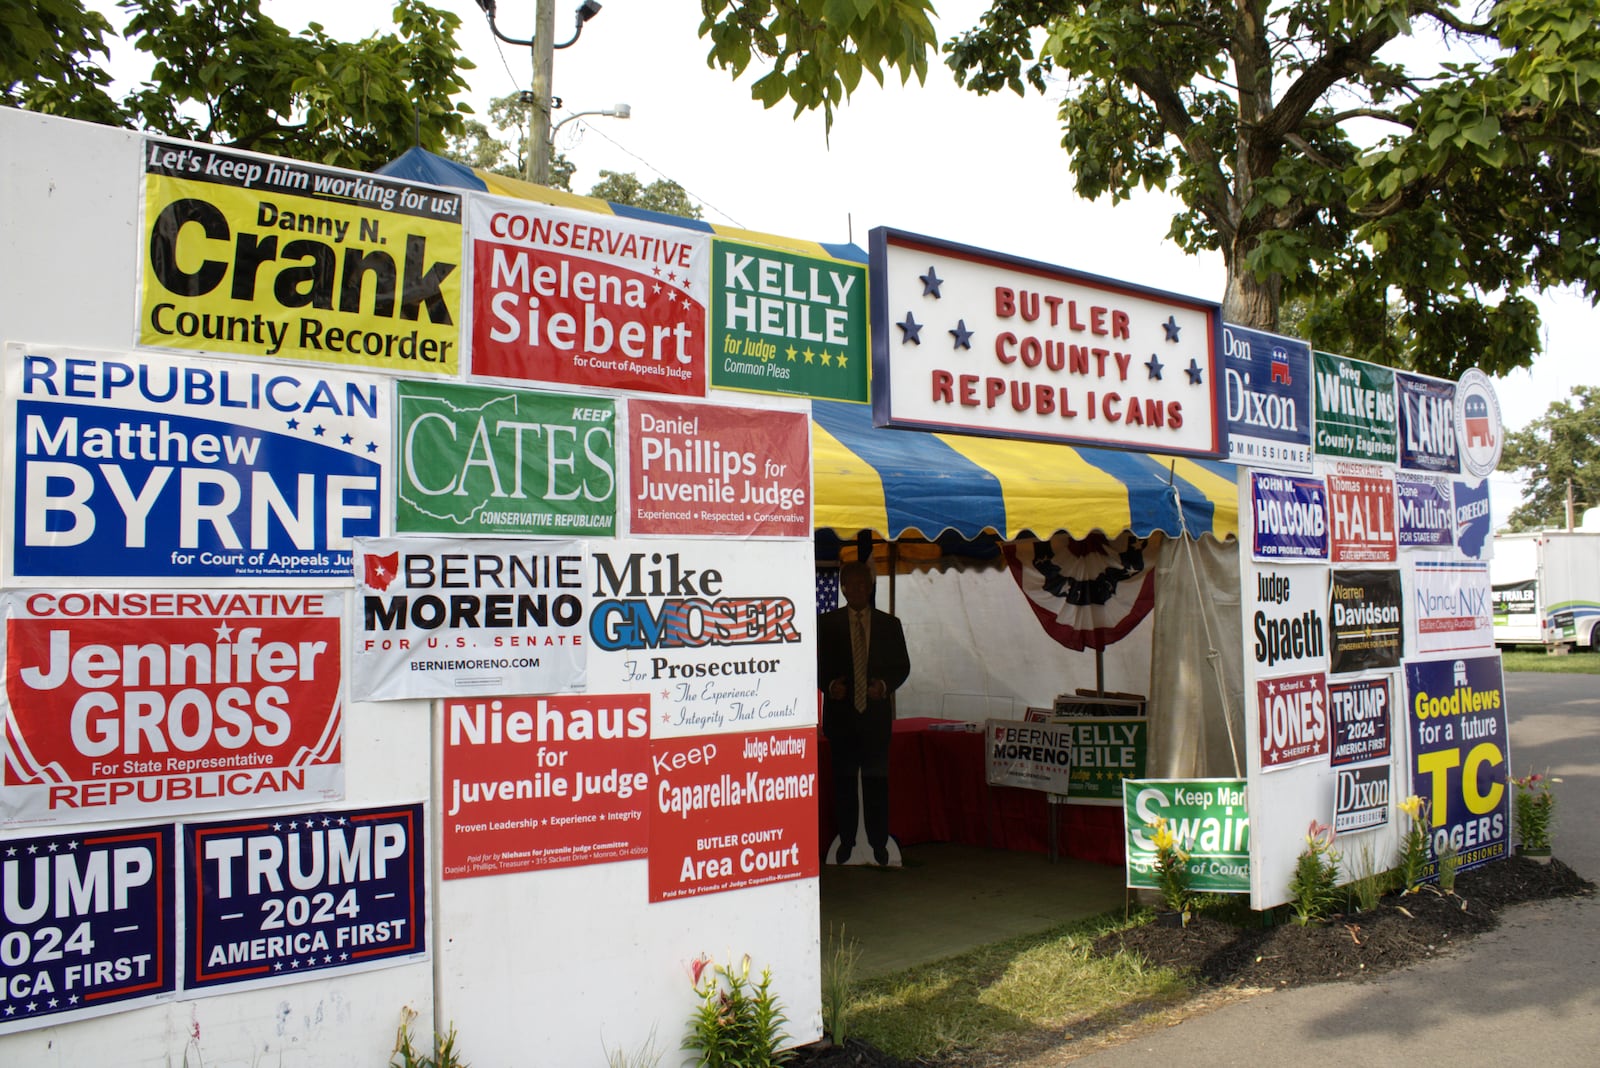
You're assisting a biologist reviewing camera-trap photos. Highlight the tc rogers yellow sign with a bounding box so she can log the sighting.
[139,138,463,374]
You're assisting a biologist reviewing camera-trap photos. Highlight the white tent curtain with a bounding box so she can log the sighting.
[1146,536,1245,778]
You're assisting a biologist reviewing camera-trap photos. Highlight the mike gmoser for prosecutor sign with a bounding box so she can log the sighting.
[352,538,588,701]
[3,344,389,584]
[1,591,343,828]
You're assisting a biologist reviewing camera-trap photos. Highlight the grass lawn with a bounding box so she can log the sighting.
[1500,646,1600,673]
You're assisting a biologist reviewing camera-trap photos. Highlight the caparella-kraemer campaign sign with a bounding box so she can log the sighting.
[441,692,650,880]
[648,728,817,901]
[351,538,587,701]
[183,803,426,993]
[0,823,176,1035]
[139,139,463,374]
[1404,655,1510,876]
[3,344,388,584]
[469,195,709,396]
[869,227,1222,456]
[628,399,811,538]
[1,590,343,828]
[395,380,616,537]
[586,540,815,739]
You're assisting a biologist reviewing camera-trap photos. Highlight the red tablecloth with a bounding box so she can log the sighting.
[817,717,1124,864]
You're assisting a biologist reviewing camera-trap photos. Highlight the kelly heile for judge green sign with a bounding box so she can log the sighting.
[396,379,616,536]
[710,238,868,401]
[1123,778,1250,893]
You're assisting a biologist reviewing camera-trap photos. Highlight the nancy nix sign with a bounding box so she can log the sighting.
[3,344,388,584]
[2,590,343,828]
[869,227,1222,456]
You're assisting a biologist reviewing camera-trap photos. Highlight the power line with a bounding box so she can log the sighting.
[563,120,746,229]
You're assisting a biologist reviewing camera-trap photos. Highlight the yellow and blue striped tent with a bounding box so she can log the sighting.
[377,149,1239,543]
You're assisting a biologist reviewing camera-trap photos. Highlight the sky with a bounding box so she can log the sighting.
[86,0,1595,521]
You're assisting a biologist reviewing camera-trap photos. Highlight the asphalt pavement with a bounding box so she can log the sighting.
[1074,670,1600,1066]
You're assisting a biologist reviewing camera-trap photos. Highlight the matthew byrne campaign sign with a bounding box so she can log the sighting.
[395,380,616,537]
[1327,463,1397,564]
[710,238,868,402]
[1395,371,1459,473]
[140,140,463,374]
[352,538,587,701]
[1312,352,1398,464]
[1405,655,1510,875]
[587,539,815,740]
[1412,555,1493,655]
[0,823,176,1035]
[1221,322,1312,471]
[183,803,426,993]
[649,727,818,901]
[1329,569,1404,674]
[1250,563,1328,675]
[1255,671,1329,771]
[1,590,343,828]
[441,692,650,880]
[1250,472,1328,561]
[629,399,811,538]
[3,344,389,584]
[469,195,710,396]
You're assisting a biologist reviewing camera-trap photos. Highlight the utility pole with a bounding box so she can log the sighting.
[526,0,556,186]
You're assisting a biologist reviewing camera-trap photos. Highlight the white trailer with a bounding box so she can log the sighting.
[1491,530,1600,649]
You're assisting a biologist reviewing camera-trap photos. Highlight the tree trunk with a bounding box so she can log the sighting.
[1221,262,1280,331]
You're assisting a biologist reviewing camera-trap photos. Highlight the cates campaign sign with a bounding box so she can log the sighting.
[1221,322,1312,471]
[1250,472,1328,561]
[1313,352,1398,464]
[709,239,868,402]
[1329,674,1393,767]
[1250,564,1328,674]
[352,538,587,701]
[1396,474,1454,549]
[395,380,616,537]
[0,823,176,1035]
[628,400,811,538]
[183,804,426,993]
[1123,779,1249,893]
[1412,556,1493,655]
[469,196,709,396]
[649,728,817,901]
[1405,655,1510,876]
[1,591,343,828]
[1395,372,1459,474]
[1329,569,1405,673]
[139,140,462,374]
[586,540,815,739]
[1327,464,1397,564]
[441,693,650,880]
[3,344,388,584]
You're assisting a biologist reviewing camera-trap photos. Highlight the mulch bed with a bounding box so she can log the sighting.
[786,855,1594,1067]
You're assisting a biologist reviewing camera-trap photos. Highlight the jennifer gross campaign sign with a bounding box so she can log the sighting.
[2,590,343,828]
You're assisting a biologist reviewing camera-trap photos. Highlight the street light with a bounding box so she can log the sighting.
[473,0,600,49]
[552,103,631,138]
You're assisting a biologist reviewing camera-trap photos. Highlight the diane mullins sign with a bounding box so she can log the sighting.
[586,540,815,739]
[351,538,588,701]
[139,139,462,374]
[469,196,709,396]
[868,228,1222,456]
[0,823,176,1035]
[3,344,389,585]
[628,399,811,538]
[1,591,343,828]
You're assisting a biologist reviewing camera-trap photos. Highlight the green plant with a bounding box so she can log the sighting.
[1396,794,1431,892]
[1512,771,1560,851]
[821,925,863,1045]
[684,954,793,1068]
[1287,820,1340,925]
[603,1025,664,1068]
[1146,817,1193,922]
[1343,842,1389,913]
[1436,840,1461,894]
[391,1008,465,1068]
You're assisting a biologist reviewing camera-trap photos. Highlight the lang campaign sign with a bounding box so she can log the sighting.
[1,590,344,828]
[3,344,389,584]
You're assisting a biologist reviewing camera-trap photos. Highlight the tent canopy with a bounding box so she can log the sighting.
[378,148,1238,544]
[813,400,1237,542]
